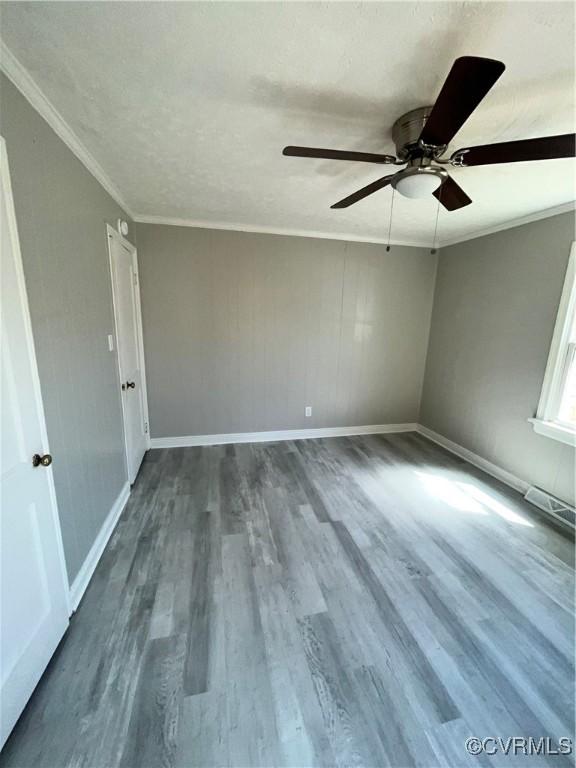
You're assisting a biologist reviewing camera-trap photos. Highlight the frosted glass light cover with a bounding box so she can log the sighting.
[394,173,442,198]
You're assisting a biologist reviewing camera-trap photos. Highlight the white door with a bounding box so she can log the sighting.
[108,228,148,484]
[0,138,70,748]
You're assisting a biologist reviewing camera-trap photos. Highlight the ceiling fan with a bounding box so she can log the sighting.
[282,56,576,211]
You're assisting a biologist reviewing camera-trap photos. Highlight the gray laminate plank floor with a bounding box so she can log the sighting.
[2,433,574,768]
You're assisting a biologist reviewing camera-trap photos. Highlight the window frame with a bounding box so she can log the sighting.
[530,241,576,447]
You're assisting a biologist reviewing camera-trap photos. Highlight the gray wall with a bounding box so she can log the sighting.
[421,211,575,506]
[136,224,437,437]
[4,63,571,593]
[0,74,132,583]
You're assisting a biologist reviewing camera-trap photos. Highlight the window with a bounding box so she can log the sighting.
[530,242,576,446]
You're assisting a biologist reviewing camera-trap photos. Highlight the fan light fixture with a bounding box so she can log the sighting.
[392,168,443,199]
[283,54,576,212]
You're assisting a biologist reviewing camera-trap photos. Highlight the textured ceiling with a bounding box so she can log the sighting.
[1,1,575,245]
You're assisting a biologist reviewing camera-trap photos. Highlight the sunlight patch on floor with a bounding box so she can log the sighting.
[416,471,534,527]
[457,482,534,527]
[415,472,487,514]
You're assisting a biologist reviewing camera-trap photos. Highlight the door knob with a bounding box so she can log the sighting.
[32,453,52,467]
[126,381,136,389]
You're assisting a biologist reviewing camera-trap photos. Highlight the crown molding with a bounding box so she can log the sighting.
[132,214,432,248]
[132,202,576,250]
[440,201,576,248]
[2,38,573,249]
[0,40,135,218]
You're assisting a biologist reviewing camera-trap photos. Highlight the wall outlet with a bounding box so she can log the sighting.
[305,406,312,418]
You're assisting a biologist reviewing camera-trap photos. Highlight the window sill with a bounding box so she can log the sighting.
[529,418,576,447]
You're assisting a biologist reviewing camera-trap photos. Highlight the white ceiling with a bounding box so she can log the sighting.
[1,1,575,246]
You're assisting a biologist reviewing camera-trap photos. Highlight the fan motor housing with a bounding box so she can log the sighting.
[392,106,434,159]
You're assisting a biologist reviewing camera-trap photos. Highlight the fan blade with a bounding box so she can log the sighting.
[433,175,472,211]
[419,56,505,147]
[451,133,576,166]
[331,174,395,209]
[283,146,397,164]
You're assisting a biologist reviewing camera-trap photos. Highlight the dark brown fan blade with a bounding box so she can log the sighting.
[331,174,395,209]
[419,57,505,147]
[283,146,397,164]
[433,175,472,211]
[451,134,576,166]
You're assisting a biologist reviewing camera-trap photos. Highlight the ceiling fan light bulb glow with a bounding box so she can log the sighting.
[394,171,442,199]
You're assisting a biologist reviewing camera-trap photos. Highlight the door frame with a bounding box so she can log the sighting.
[0,135,71,615]
[106,224,151,483]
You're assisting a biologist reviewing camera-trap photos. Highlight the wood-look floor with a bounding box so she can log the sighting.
[2,433,574,768]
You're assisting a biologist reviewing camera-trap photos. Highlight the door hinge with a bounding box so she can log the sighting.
[133,271,138,286]
[144,421,149,434]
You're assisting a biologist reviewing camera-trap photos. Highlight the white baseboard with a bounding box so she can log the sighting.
[152,423,532,499]
[416,424,530,494]
[69,482,130,613]
[150,422,418,449]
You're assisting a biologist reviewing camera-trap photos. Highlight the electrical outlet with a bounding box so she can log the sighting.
[305,406,312,418]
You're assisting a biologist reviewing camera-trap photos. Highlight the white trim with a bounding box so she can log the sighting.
[151,421,571,515]
[133,215,429,248]
[2,38,572,249]
[131,244,151,451]
[415,425,530,494]
[440,202,576,247]
[532,243,576,431]
[0,41,135,218]
[69,482,130,612]
[128,202,576,249]
[0,136,71,614]
[528,418,576,447]
[107,225,151,478]
[150,423,418,449]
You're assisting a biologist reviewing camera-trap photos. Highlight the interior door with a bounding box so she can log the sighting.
[0,139,70,748]
[108,229,147,484]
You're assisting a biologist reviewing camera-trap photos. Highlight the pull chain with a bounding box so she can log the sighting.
[431,192,441,255]
[386,188,396,252]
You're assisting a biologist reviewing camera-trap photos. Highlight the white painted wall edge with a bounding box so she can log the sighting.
[69,482,130,613]
[150,423,419,448]
[415,424,530,494]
